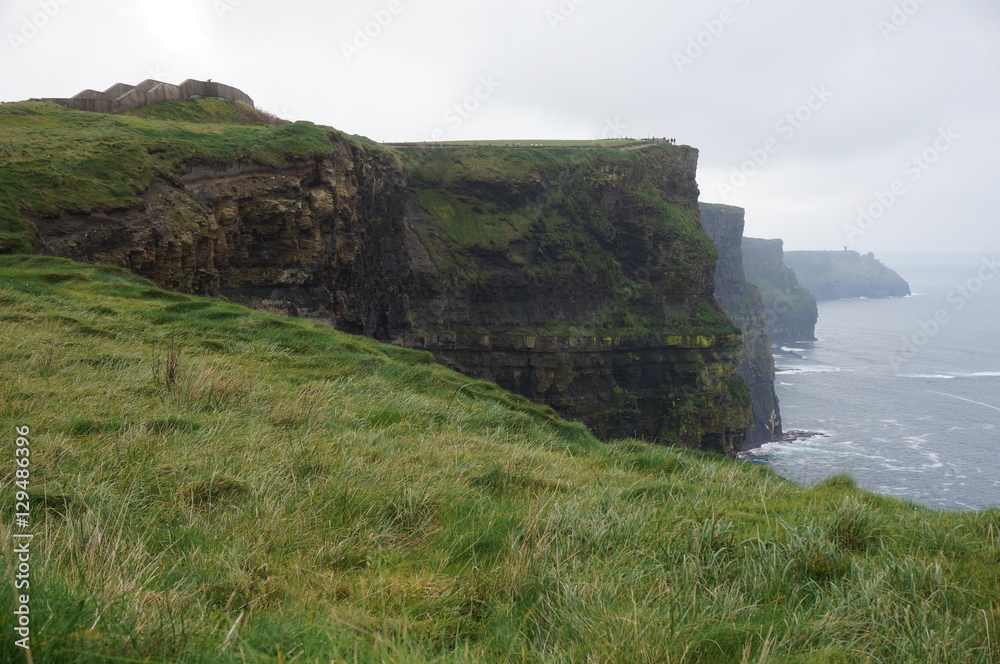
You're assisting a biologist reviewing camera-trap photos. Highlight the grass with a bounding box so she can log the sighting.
[0,99,342,253]
[390,139,653,148]
[0,255,997,662]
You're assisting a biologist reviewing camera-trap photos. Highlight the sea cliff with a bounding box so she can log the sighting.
[4,99,752,453]
[741,238,818,344]
[700,203,781,446]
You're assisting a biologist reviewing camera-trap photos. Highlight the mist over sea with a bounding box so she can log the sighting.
[745,253,1000,510]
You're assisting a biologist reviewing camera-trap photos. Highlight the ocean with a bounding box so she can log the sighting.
[744,253,1000,511]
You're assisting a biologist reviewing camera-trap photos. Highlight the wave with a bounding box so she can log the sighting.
[926,390,1000,413]
[898,373,956,380]
[776,366,841,376]
[781,347,808,353]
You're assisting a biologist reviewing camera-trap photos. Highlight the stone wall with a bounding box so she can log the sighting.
[41,79,254,114]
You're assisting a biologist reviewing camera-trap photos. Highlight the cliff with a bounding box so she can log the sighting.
[700,204,781,446]
[742,238,818,344]
[783,250,911,300]
[3,99,751,454]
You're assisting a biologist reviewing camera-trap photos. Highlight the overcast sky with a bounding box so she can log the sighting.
[3,0,998,254]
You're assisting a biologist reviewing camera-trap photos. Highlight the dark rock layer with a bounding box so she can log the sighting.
[700,204,782,447]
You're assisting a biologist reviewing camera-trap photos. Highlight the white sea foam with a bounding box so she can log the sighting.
[775,366,841,376]
[898,374,956,379]
[781,347,807,353]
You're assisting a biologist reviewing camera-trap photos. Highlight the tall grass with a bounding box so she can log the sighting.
[0,255,997,663]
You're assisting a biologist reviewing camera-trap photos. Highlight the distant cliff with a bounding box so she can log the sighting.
[783,250,911,300]
[700,204,781,447]
[742,238,818,344]
[6,99,752,454]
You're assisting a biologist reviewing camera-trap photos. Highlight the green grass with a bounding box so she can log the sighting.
[391,139,653,148]
[0,99,343,253]
[0,255,998,662]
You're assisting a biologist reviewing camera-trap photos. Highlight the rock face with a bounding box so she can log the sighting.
[742,238,818,344]
[700,204,781,447]
[30,133,751,454]
[783,250,911,300]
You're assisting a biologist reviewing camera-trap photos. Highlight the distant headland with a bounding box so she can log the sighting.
[783,249,911,301]
[40,79,254,115]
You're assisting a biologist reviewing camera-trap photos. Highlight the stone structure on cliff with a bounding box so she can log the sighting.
[23,101,752,454]
[741,238,818,344]
[42,79,254,115]
[783,250,911,301]
[699,204,781,447]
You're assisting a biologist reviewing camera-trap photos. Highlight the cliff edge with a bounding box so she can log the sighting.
[700,204,781,447]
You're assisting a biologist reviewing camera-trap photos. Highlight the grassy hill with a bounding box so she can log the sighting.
[0,99,357,254]
[0,254,998,663]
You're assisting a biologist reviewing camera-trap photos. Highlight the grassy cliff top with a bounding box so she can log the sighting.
[0,99,352,254]
[0,255,997,662]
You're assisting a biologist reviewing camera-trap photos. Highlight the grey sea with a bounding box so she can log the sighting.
[744,253,1000,510]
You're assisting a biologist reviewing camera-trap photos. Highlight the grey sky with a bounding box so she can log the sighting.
[3,0,997,253]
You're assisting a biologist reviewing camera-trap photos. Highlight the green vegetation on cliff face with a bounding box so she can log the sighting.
[0,98,748,452]
[398,145,750,451]
[404,145,725,335]
[0,99,340,253]
[1,256,999,663]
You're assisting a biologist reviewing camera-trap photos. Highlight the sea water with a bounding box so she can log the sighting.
[744,253,1000,510]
